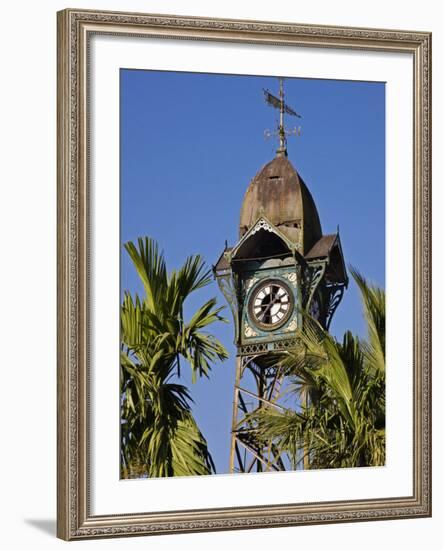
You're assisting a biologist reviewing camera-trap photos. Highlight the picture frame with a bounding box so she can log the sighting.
[57,8,431,540]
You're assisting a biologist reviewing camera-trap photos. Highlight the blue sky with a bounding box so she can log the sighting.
[120,69,385,474]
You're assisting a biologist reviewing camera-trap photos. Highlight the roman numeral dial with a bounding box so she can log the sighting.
[248,279,294,330]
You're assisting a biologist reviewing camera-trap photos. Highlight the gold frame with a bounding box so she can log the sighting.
[57,8,432,541]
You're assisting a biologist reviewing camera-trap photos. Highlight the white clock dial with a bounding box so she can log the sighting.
[248,279,293,330]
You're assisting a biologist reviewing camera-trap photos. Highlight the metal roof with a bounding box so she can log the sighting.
[305,234,337,259]
[214,248,232,273]
[239,155,322,255]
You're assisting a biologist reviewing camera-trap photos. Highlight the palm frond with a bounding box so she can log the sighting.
[120,237,228,478]
[249,269,385,470]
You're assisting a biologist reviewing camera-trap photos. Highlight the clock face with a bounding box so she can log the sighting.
[248,279,294,330]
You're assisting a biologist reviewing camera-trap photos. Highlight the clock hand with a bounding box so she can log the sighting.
[258,290,282,322]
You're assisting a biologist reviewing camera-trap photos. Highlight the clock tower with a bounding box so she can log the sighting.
[214,80,348,473]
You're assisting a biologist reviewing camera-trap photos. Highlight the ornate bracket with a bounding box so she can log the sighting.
[216,271,239,339]
[325,283,346,330]
[303,262,326,309]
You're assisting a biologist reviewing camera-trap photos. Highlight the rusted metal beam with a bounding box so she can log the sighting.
[236,385,286,411]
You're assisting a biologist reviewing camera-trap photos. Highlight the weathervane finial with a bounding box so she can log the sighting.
[263,77,302,157]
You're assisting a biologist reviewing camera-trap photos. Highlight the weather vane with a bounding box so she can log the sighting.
[263,77,301,157]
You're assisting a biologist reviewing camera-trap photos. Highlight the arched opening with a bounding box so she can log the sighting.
[232,228,291,261]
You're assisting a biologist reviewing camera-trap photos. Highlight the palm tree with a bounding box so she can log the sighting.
[251,268,385,470]
[120,237,228,478]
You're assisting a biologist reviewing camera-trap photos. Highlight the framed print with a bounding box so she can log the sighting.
[57,8,431,540]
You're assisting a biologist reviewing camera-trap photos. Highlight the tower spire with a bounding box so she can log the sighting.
[263,77,301,157]
[278,77,286,156]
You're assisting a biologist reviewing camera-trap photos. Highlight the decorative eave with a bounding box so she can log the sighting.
[305,232,348,286]
[305,233,337,260]
[213,247,233,276]
[230,215,298,262]
[332,232,349,286]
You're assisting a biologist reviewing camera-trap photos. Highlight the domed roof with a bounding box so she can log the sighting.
[239,155,322,255]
